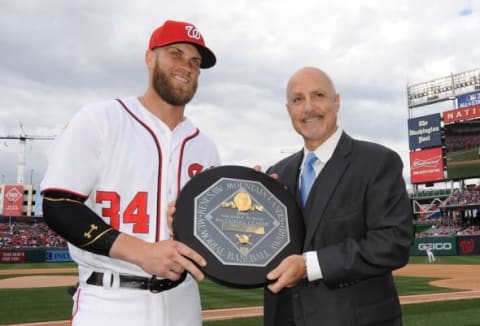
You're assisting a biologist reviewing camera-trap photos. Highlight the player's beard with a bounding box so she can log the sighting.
[152,63,198,106]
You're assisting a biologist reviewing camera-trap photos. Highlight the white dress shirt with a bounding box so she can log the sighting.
[300,127,343,281]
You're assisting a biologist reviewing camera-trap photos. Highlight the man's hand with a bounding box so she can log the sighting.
[167,201,176,239]
[266,254,306,293]
[110,233,207,282]
[139,239,206,281]
[253,165,278,180]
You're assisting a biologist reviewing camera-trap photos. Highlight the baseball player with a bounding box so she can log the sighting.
[426,245,435,263]
[40,20,219,326]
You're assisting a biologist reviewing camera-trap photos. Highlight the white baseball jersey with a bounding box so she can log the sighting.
[41,96,220,276]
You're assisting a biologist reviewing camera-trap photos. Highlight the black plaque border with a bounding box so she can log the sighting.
[174,165,305,289]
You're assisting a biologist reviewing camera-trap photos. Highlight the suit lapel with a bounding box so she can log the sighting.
[283,151,303,204]
[304,133,353,246]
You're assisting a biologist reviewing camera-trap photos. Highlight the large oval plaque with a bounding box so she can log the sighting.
[174,165,305,288]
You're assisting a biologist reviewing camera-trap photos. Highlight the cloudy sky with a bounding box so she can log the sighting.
[1,0,479,200]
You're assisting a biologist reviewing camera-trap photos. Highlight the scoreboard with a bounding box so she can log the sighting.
[407,69,480,184]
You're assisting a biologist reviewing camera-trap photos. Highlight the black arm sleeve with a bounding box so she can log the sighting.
[42,191,120,256]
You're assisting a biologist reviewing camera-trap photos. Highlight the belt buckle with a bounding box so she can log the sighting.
[148,276,163,293]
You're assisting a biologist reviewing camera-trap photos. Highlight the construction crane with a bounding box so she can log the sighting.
[0,130,55,184]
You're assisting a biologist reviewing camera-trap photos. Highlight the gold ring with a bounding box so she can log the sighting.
[173,264,182,273]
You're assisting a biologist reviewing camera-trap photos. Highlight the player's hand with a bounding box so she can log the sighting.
[141,239,207,282]
[266,254,306,293]
[167,201,176,239]
[110,234,206,282]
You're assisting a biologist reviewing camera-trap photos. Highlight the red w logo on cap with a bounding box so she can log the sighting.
[185,25,201,40]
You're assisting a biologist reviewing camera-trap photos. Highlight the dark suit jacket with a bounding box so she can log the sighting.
[264,132,413,326]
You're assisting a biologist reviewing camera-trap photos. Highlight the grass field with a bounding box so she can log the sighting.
[206,302,480,326]
[1,257,480,325]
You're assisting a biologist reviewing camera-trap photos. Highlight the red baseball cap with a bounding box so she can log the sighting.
[149,20,216,69]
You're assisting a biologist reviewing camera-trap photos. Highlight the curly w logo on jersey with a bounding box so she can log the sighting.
[188,163,204,177]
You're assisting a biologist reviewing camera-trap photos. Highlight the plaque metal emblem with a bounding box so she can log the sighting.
[194,177,290,267]
[174,166,304,288]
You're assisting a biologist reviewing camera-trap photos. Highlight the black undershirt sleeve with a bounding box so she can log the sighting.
[42,190,120,256]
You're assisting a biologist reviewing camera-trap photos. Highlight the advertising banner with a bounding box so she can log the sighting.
[458,91,480,108]
[408,113,442,150]
[410,147,445,184]
[45,249,73,262]
[0,250,26,263]
[3,184,24,216]
[457,236,480,255]
[443,104,480,124]
[411,237,457,256]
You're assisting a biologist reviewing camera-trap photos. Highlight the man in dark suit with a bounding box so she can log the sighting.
[264,67,413,326]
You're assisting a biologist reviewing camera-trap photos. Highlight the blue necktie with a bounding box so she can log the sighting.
[300,152,317,206]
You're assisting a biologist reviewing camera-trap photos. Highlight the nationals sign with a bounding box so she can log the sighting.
[2,184,24,216]
[443,103,480,124]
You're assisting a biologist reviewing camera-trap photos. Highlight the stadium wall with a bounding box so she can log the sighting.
[0,248,72,263]
[2,238,480,263]
[411,235,480,256]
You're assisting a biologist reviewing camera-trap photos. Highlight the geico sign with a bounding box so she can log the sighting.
[418,243,452,251]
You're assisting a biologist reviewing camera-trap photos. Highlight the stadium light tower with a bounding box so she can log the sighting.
[407,68,480,112]
[0,129,55,184]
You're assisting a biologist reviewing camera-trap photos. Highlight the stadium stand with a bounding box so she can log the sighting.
[1,185,478,247]
[0,220,67,249]
[414,184,480,237]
